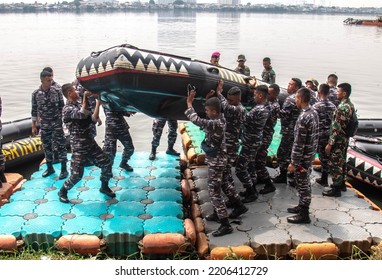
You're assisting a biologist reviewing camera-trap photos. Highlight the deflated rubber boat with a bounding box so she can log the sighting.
[75,44,265,120]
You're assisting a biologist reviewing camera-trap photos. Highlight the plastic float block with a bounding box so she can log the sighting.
[127,159,152,168]
[146,201,183,219]
[147,189,182,204]
[0,216,26,237]
[117,177,149,189]
[151,168,180,178]
[108,201,145,217]
[62,216,103,237]
[118,189,147,202]
[34,201,72,216]
[120,167,150,178]
[70,201,109,217]
[78,188,113,201]
[0,200,37,216]
[150,178,181,190]
[143,216,185,234]
[20,178,55,189]
[152,160,180,169]
[9,188,46,202]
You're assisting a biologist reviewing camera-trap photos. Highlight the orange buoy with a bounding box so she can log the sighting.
[210,246,256,260]
[191,203,201,220]
[55,234,101,255]
[184,218,196,246]
[140,233,187,254]
[196,232,209,257]
[181,179,191,203]
[178,122,186,134]
[181,132,192,150]
[187,148,197,164]
[293,242,339,260]
[312,157,321,166]
[0,235,17,252]
[194,217,205,233]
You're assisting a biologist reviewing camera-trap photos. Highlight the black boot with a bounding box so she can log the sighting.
[259,178,276,194]
[340,181,347,192]
[42,162,55,177]
[166,146,180,156]
[0,171,7,183]
[287,205,300,214]
[239,188,251,197]
[59,162,68,180]
[315,172,328,186]
[149,146,157,160]
[272,170,287,183]
[205,211,219,222]
[229,201,248,218]
[99,181,116,198]
[119,159,133,172]
[322,185,341,197]
[212,218,233,237]
[287,205,311,224]
[241,186,258,203]
[58,187,69,203]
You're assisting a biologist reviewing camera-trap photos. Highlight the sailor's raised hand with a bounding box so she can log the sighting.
[187,89,196,108]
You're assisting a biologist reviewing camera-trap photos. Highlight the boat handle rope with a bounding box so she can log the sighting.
[91,44,138,58]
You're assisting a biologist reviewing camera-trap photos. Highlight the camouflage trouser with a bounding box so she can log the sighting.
[103,127,135,166]
[294,167,312,207]
[63,139,112,190]
[317,135,330,173]
[329,140,349,187]
[208,163,228,220]
[255,145,271,181]
[151,119,178,148]
[277,133,294,173]
[40,126,67,164]
[236,145,259,189]
[0,138,4,171]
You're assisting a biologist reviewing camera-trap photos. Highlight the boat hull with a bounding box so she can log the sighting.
[75,44,272,120]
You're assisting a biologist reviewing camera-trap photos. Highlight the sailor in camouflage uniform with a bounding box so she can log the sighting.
[312,84,336,186]
[273,78,302,184]
[31,70,68,180]
[0,96,6,186]
[211,81,248,218]
[185,88,234,237]
[103,106,135,172]
[236,85,270,203]
[261,57,276,84]
[327,74,340,107]
[234,54,250,76]
[287,87,319,224]
[256,84,281,194]
[323,83,355,197]
[58,84,114,203]
[149,118,180,160]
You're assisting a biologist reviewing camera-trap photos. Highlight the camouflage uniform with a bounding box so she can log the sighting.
[185,106,229,221]
[103,107,135,166]
[234,65,250,76]
[236,103,270,189]
[256,99,280,181]
[151,118,178,149]
[261,68,276,84]
[312,100,336,174]
[31,84,67,165]
[76,82,98,138]
[309,89,318,106]
[291,107,319,208]
[0,97,5,182]
[277,93,301,173]
[61,100,112,191]
[327,98,354,187]
[328,87,339,107]
[217,94,246,201]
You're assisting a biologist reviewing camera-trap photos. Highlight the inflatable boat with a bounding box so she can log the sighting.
[1,118,44,169]
[347,119,382,189]
[75,44,282,120]
[344,16,382,27]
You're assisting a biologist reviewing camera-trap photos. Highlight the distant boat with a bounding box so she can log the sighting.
[343,16,382,27]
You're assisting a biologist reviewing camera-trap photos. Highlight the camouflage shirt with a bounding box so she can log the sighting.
[279,93,300,135]
[261,67,276,84]
[312,99,336,139]
[328,98,355,145]
[31,85,65,125]
[241,103,270,148]
[234,65,251,76]
[185,106,226,161]
[262,99,281,148]
[103,107,131,132]
[291,106,319,168]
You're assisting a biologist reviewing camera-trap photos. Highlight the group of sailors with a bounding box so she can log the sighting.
[185,51,356,237]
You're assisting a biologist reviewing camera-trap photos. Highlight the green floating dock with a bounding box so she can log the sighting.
[0,152,183,256]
